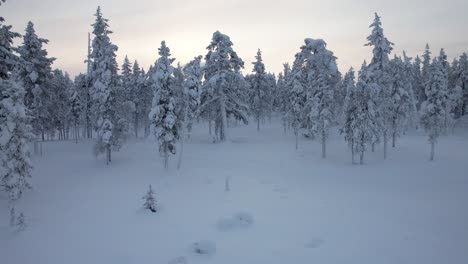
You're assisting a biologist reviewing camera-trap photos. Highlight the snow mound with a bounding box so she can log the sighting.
[168,256,188,264]
[192,240,216,255]
[217,212,254,230]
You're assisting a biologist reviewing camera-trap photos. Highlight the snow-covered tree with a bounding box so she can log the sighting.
[248,49,271,131]
[341,68,358,163]
[130,60,149,138]
[183,55,202,136]
[200,31,249,142]
[365,13,393,158]
[0,10,20,80]
[142,185,157,213]
[412,56,425,111]
[421,44,432,103]
[276,63,291,133]
[69,82,82,143]
[349,63,381,164]
[17,21,55,140]
[149,41,178,168]
[387,56,416,147]
[121,55,133,102]
[90,7,122,164]
[451,53,468,119]
[303,38,340,158]
[420,58,448,161]
[0,79,33,202]
[16,212,26,231]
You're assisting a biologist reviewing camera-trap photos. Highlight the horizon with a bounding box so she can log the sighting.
[2,0,468,77]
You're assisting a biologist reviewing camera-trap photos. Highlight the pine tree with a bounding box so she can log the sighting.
[421,44,432,103]
[200,31,249,142]
[248,49,270,131]
[420,58,448,161]
[142,185,157,213]
[0,80,33,202]
[16,212,26,231]
[183,55,203,137]
[0,10,20,80]
[353,63,382,164]
[121,55,133,104]
[341,67,358,163]
[69,82,82,143]
[17,21,55,140]
[412,56,425,111]
[365,13,393,158]
[149,41,178,168]
[90,7,120,164]
[386,56,416,147]
[303,38,340,158]
[275,64,291,133]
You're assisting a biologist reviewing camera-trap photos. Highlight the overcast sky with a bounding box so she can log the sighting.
[2,0,467,77]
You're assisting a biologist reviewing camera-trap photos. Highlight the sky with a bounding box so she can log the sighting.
[2,0,467,77]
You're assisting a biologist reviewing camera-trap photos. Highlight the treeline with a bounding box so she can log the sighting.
[1,4,468,212]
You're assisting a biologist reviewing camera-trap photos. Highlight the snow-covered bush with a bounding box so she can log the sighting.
[142,185,157,212]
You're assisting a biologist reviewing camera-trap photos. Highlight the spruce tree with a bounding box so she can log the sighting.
[0,80,33,202]
[365,13,393,159]
[183,56,202,136]
[17,21,55,140]
[200,31,249,142]
[248,49,270,131]
[303,38,341,158]
[90,7,121,164]
[420,59,448,161]
[149,41,178,168]
[388,56,416,147]
[142,185,157,213]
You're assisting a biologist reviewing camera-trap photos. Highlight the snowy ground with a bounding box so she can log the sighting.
[1,120,468,264]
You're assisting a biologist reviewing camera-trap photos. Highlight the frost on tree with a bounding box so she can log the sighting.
[450,53,468,119]
[149,41,179,168]
[247,49,271,131]
[17,21,55,141]
[288,46,309,149]
[183,55,202,137]
[142,185,157,213]
[90,7,125,164]
[303,38,341,158]
[420,59,448,161]
[199,31,249,142]
[0,11,20,80]
[365,13,393,158]
[350,63,382,164]
[0,80,33,202]
[276,63,291,133]
[387,55,416,148]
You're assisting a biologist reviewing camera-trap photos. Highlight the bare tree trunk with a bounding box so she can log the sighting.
[208,120,212,135]
[257,117,260,131]
[164,144,169,169]
[392,132,396,148]
[106,145,111,165]
[371,142,375,152]
[430,141,435,161]
[295,131,298,150]
[360,151,364,165]
[220,96,228,141]
[135,113,139,138]
[283,118,287,134]
[351,139,355,164]
[383,131,388,160]
[321,130,326,159]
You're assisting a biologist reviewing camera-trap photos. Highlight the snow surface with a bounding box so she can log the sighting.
[1,120,468,264]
